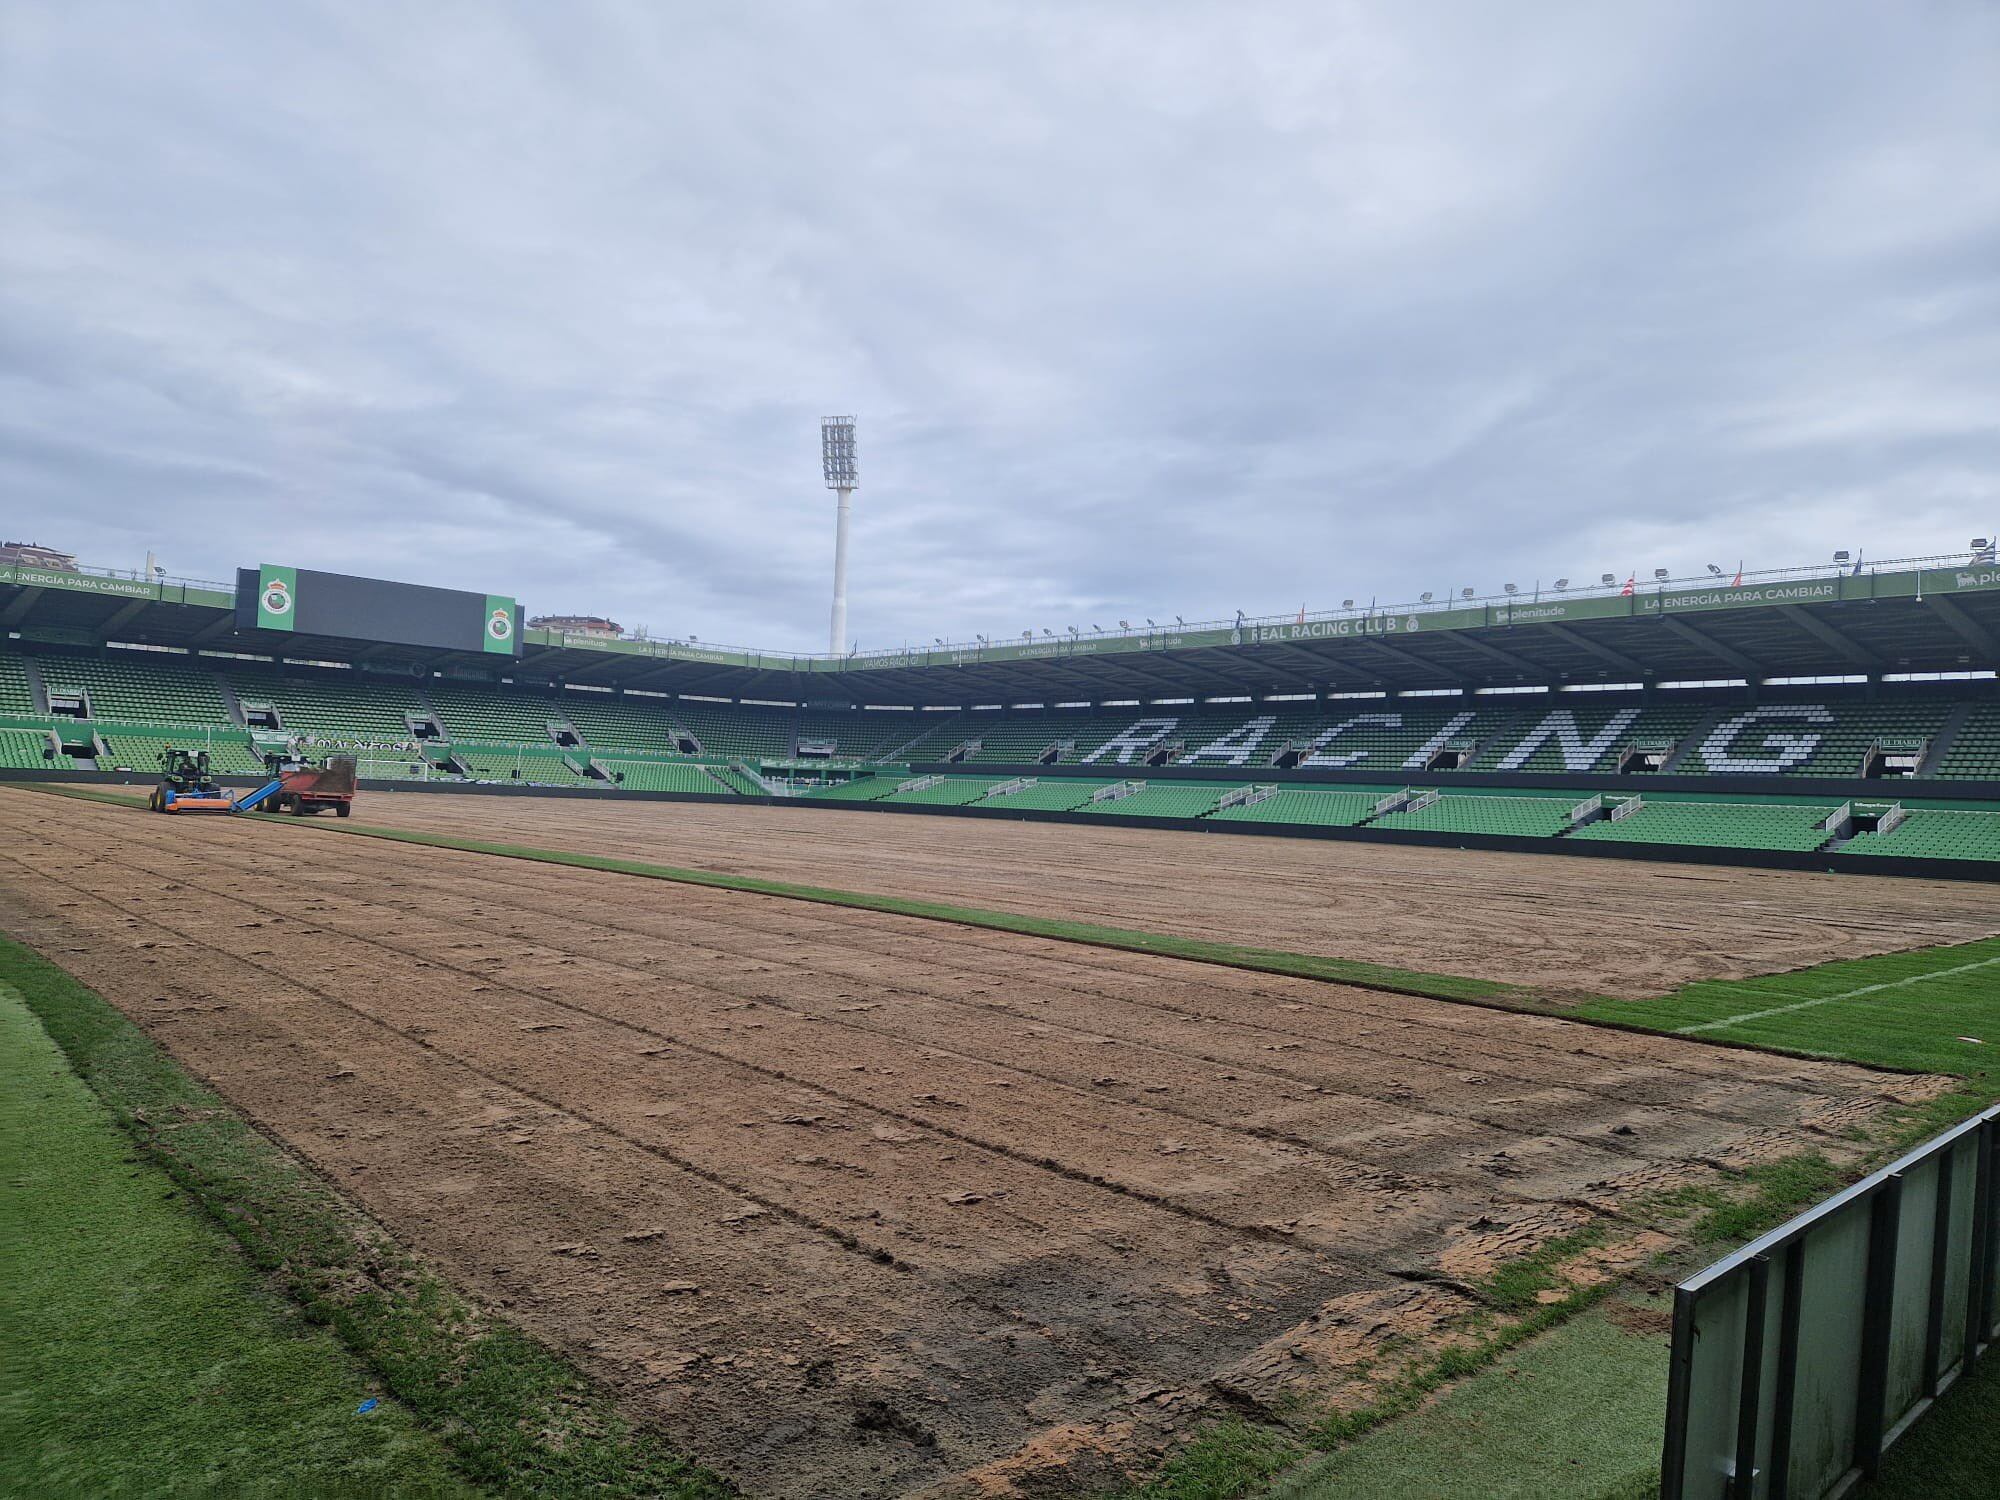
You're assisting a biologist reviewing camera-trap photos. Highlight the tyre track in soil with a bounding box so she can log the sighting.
[0,838,1360,1497]
[93,820,1884,1218]
[268,818,1863,1109]
[50,787,1934,1102]
[352,791,2000,995]
[95,789,1881,1117]
[0,880,1103,1497]
[0,790,1935,1496]
[83,832,1608,1259]
[46,817,1536,1282]
[5,836,1357,1317]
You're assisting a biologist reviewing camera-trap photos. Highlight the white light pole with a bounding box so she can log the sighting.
[822,416,858,655]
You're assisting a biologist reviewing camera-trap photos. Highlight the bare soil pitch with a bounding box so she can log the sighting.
[356,790,2000,997]
[0,788,1945,1496]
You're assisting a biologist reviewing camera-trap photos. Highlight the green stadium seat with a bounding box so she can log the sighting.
[879,776,1008,807]
[225,666,425,746]
[1375,791,1578,838]
[1209,788,1381,827]
[0,725,74,771]
[1079,783,1230,819]
[595,759,736,794]
[0,653,37,716]
[976,779,1112,811]
[1935,704,2000,780]
[1568,798,1837,852]
[37,649,229,724]
[1845,808,2000,862]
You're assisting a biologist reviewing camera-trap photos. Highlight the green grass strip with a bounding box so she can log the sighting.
[1269,1301,1669,1500]
[0,934,730,1499]
[1113,1283,1622,1500]
[0,979,471,1497]
[1577,936,2000,1130]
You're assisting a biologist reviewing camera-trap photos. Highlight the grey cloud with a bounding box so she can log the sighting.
[3,1,1996,651]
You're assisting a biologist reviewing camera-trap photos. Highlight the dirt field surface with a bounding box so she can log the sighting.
[0,788,1944,1496]
[351,790,2000,997]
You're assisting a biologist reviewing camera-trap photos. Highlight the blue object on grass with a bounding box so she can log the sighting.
[356,1397,379,1415]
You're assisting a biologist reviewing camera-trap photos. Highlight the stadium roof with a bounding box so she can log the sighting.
[5,553,1998,705]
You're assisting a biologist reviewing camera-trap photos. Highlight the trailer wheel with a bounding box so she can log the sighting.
[335,802,351,818]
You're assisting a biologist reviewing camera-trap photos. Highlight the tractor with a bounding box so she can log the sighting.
[147,747,240,813]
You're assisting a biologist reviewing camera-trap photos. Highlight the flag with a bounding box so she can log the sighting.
[1297,605,1306,625]
[1619,574,1635,597]
[1731,562,1743,588]
[1850,549,1864,576]
[1975,539,1997,564]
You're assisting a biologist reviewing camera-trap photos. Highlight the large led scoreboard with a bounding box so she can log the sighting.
[235,564,521,657]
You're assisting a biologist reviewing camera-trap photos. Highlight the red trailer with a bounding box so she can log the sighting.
[261,752,358,816]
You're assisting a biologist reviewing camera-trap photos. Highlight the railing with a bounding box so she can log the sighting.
[2,559,231,592]
[1217,783,1278,810]
[529,550,1989,663]
[20,548,1997,668]
[1662,1105,1998,1499]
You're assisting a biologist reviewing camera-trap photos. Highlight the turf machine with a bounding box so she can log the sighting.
[146,746,357,816]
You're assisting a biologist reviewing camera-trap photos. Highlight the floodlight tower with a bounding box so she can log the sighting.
[822,416,858,654]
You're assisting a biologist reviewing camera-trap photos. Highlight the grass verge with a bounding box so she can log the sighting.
[1269,1299,1670,1500]
[1861,1341,2000,1498]
[0,978,470,1496]
[0,933,729,1499]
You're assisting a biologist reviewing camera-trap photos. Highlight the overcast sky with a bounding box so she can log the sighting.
[4,2,1997,652]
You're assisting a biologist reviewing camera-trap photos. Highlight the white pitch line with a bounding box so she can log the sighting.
[1676,954,2000,1035]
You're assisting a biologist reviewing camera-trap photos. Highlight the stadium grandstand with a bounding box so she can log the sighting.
[4,549,1997,873]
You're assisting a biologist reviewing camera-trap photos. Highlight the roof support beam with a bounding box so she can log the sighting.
[0,587,43,626]
[1357,637,1461,685]
[1537,623,1651,678]
[186,614,240,647]
[1447,631,1555,681]
[1777,605,1881,672]
[1659,616,1763,678]
[626,662,701,691]
[98,600,152,636]
[1923,595,2000,663]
